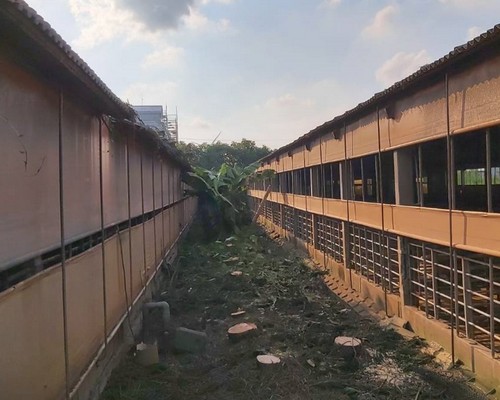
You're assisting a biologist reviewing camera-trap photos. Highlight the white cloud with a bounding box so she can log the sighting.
[375,50,432,87]
[186,117,213,130]
[69,0,165,48]
[319,0,341,9]
[142,46,184,69]
[118,0,194,31]
[467,26,484,40]
[121,81,178,105]
[361,5,398,39]
[264,94,314,109]
[183,8,209,30]
[69,0,231,48]
[183,8,233,33]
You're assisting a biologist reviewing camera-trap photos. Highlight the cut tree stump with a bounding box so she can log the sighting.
[228,322,257,341]
[257,354,281,367]
[334,336,362,359]
[230,271,243,277]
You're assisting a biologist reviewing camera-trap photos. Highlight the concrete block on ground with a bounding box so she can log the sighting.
[143,302,171,345]
[135,342,159,366]
[173,327,208,353]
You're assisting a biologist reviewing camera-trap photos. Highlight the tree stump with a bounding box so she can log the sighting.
[230,271,243,277]
[228,322,257,341]
[334,336,362,359]
[257,354,281,367]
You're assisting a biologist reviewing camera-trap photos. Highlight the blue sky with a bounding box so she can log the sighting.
[25,0,500,148]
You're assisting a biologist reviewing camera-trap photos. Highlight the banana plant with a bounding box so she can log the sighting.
[183,162,274,237]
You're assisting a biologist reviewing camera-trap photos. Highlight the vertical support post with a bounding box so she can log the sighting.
[58,90,70,400]
[453,250,460,337]
[140,145,147,286]
[445,72,456,364]
[168,167,173,249]
[152,153,157,266]
[399,237,412,309]
[431,249,439,320]
[377,107,388,315]
[126,127,133,299]
[319,135,327,271]
[451,137,456,210]
[98,118,108,349]
[462,257,473,339]
[422,243,429,318]
[343,122,352,289]
[489,257,495,358]
[160,158,165,257]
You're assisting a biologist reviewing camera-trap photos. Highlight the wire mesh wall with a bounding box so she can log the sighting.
[295,210,314,245]
[264,199,273,221]
[349,223,400,293]
[249,195,500,359]
[407,240,500,356]
[316,215,344,263]
[272,202,281,227]
[283,205,295,233]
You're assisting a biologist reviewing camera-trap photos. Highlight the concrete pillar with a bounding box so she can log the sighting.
[393,148,415,205]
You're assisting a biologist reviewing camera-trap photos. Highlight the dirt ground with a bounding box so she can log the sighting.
[101,224,487,400]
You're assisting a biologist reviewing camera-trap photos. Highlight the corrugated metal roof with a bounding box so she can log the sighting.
[3,0,133,118]
[262,23,500,163]
[112,118,191,171]
[1,0,189,169]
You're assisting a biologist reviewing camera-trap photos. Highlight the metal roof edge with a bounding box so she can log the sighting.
[111,118,191,171]
[261,23,500,163]
[2,0,134,119]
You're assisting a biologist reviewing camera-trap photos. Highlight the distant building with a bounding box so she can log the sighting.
[132,105,178,142]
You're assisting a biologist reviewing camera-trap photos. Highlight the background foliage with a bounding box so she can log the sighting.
[177,139,272,170]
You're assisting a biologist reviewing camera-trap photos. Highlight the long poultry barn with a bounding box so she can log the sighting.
[250,24,500,391]
[0,1,197,399]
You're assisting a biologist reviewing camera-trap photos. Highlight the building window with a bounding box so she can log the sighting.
[492,167,500,185]
[311,165,323,197]
[491,128,500,212]
[351,158,363,201]
[457,168,486,186]
[381,151,395,204]
[350,155,378,203]
[420,138,448,209]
